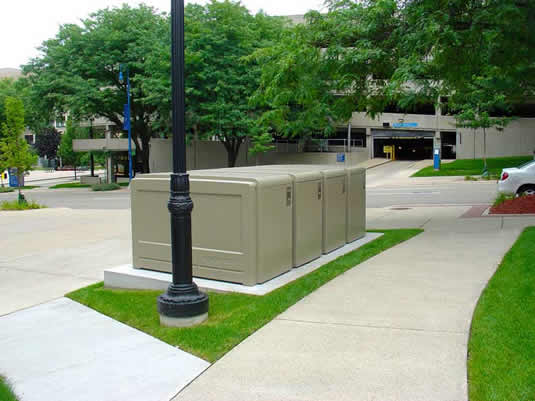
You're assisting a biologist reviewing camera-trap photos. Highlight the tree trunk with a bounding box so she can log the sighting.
[483,128,487,171]
[140,135,151,173]
[225,139,243,167]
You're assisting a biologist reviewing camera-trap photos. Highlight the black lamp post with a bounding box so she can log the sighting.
[157,0,209,327]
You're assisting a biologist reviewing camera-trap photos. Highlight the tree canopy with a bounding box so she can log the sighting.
[140,0,287,166]
[24,4,168,172]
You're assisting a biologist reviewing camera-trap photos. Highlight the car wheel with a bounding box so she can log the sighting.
[517,185,535,197]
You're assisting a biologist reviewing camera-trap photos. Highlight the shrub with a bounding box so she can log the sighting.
[0,200,46,211]
[91,183,121,192]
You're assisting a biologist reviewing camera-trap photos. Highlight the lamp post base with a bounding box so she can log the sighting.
[159,312,208,328]
[157,283,209,328]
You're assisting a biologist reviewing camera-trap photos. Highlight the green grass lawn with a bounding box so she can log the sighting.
[412,156,532,177]
[68,229,421,362]
[0,376,18,401]
[468,227,535,401]
[50,182,92,189]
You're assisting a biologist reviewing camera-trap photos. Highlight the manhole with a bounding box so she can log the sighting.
[390,207,411,211]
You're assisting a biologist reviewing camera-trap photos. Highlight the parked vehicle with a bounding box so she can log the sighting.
[498,160,535,196]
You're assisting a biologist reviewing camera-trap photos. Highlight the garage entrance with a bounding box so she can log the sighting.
[372,130,434,160]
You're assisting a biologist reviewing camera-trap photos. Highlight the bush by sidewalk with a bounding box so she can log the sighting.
[1,200,46,211]
[91,183,121,192]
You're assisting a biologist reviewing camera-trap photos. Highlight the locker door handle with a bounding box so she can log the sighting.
[318,183,322,200]
[286,187,292,207]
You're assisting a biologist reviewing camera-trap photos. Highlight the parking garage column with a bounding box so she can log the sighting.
[366,128,373,159]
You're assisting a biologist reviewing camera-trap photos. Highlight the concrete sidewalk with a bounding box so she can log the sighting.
[0,298,209,401]
[0,208,131,316]
[175,209,535,401]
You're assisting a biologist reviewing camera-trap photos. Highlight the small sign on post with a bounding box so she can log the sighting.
[337,153,346,163]
[434,148,441,170]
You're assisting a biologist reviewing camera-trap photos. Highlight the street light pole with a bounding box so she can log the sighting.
[157,0,209,327]
[119,65,133,182]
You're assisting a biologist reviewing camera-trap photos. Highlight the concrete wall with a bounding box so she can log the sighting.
[456,119,535,159]
[149,138,370,173]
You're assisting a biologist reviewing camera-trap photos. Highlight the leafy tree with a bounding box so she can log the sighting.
[34,127,61,160]
[253,1,400,142]
[58,119,84,169]
[140,1,286,166]
[23,5,169,173]
[389,0,535,117]
[0,97,37,195]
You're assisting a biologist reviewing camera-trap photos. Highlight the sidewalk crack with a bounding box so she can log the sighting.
[275,317,467,335]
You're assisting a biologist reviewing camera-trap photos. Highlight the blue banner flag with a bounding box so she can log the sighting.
[123,104,130,131]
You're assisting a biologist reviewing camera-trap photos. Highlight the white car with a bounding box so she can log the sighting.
[498,160,535,196]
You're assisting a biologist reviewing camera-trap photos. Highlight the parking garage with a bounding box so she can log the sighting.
[372,130,457,160]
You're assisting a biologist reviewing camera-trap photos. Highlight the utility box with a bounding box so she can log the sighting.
[131,172,293,286]
[193,168,323,267]
[345,167,366,243]
[245,165,348,254]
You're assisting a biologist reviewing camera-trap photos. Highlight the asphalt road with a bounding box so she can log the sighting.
[0,161,499,210]
[365,161,498,208]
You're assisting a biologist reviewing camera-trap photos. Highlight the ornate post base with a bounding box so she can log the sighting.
[157,284,209,327]
[157,173,209,327]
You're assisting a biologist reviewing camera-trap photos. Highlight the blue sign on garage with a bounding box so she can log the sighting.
[392,122,419,128]
[337,153,346,163]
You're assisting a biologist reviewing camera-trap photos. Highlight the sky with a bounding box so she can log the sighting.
[0,0,324,69]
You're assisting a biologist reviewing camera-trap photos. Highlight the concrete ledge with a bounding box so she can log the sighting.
[105,233,383,296]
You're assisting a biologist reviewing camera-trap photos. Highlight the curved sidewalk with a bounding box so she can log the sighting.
[175,208,535,401]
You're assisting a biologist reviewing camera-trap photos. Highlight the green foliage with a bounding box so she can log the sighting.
[140,1,286,166]
[50,182,91,189]
[67,229,422,362]
[34,127,61,159]
[0,199,45,211]
[58,119,86,167]
[23,5,169,172]
[0,97,37,181]
[493,193,515,208]
[412,156,532,177]
[0,376,18,401]
[254,1,400,141]
[91,183,121,191]
[468,227,535,401]
[0,187,15,193]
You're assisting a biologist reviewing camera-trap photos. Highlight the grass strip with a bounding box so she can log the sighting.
[50,182,92,189]
[0,376,18,401]
[0,187,15,193]
[468,227,535,401]
[0,200,46,211]
[68,229,421,362]
[412,156,531,177]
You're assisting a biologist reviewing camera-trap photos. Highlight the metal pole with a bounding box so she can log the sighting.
[157,0,209,327]
[127,71,133,181]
